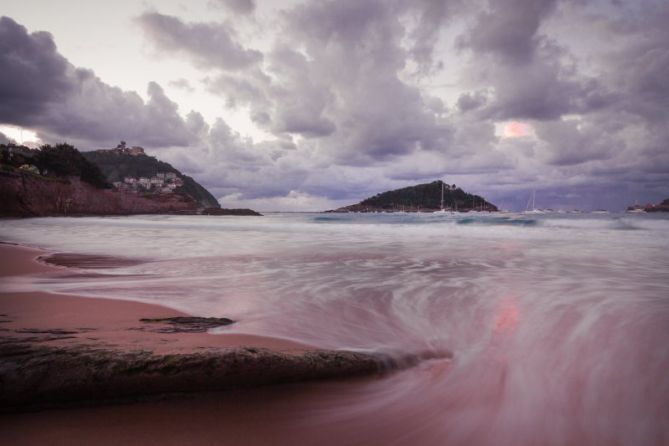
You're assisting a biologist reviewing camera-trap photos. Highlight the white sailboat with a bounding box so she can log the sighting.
[435,182,449,214]
[524,190,545,214]
[626,201,646,213]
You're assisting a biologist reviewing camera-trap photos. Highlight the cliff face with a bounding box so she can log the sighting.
[330,180,498,213]
[0,170,198,217]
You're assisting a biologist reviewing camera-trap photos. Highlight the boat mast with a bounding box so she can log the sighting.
[440,182,444,211]
[526,190,536,212]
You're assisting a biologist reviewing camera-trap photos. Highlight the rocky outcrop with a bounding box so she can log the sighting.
[0,170,198,217]
[0,342,447,411]
[202,207,262,216]
[139,317,235,333]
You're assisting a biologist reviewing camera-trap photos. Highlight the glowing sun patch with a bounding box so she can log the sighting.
[502,121,531,138]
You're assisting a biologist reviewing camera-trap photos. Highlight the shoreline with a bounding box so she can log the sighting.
[0,243,429,411]
[0,242,315,353]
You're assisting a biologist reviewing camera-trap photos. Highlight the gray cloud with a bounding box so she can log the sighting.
[3,0,669,211]
[406,0,464,74]
[533,118,618,166]
[135,0,669,210]
[0,16,197,149]
[168,78,195,92]
[235,0,454,162]
[484,48,613,121]
[211,0,256,15]
[457,90,489,113]
[184,1,455,168]
[137,12,262,71]
[0,17,72,123]
[459,0,557,64]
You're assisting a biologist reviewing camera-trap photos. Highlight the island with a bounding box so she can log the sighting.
[328,180,497,213]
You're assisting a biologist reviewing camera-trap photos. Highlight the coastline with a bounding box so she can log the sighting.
[0,243,416,411]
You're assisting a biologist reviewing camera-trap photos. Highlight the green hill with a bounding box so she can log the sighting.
[331,180,497,212]
[83,148,219,209]
[1,143,108,189]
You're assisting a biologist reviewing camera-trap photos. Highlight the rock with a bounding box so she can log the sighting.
[201,208,262,216]
[40,253,146,269]
[14,328,79,335]
[139,317,235,333]
[0,343,398,411]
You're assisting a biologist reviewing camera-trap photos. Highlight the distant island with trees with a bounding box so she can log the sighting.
[329,180,497,213]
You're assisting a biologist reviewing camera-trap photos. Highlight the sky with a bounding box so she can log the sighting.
[1,0,668,211]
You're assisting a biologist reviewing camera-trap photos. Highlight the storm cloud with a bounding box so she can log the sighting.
[137,12,262,71]
[0,16,198,149]
[1,0,668,211]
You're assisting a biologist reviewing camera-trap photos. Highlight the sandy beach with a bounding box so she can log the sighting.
[0,243,413,445]
[1,243,317,354]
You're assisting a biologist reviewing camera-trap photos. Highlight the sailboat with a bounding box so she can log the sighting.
[435,182,449,214]
[524,190,545,214]
[626,200,646,214]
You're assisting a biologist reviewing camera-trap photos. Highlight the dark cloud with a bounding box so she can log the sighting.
[459,8,615,123]
[604,4,669,124]
[0,16,197,148]
[4,0,669,211]
[406,0,467,74]
[194,0,457,164]
[483,49,613,121]
[271,1,455,161]
[0,17,72,122]
[211,0,256,15]
[533,118,618,166]
[137,0,669,209]
[36,77,195,148]
[137,12,262,71]
[459,0,557,64]
[205,71,269,109]
[265,46,336,137]
[457,90,488,113]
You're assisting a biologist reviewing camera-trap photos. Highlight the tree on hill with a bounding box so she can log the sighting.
[34,144,109,189]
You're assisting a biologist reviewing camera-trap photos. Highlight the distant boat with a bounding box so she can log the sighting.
[435,182,449,214]
[591,210,609,214]
[626,201,646,214]
[524,190,545,214]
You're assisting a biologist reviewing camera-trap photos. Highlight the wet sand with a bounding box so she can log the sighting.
[0,243,312,354]
[0,243,414,445]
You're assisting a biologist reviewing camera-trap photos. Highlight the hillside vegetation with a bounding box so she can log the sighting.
[331,180,497,212]
[1,143,108,189]
[83,149,219,209]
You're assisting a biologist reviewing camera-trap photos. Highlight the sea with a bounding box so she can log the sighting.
[1,212,668,445]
